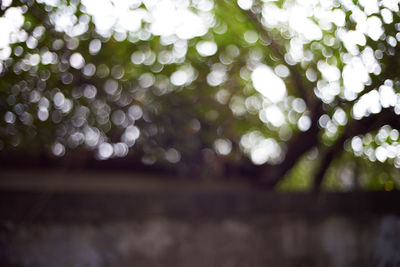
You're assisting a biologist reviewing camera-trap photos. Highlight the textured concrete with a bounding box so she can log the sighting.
[0,170,399,266]
[1,216,385,267]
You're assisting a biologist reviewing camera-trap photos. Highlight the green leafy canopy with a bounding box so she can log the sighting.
[1,0,400,191]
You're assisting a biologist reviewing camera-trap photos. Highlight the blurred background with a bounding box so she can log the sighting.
[1,0,400,266]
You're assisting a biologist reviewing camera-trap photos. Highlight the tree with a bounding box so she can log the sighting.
[1,0,400,191]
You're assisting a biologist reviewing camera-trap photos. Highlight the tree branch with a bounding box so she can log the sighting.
[257,117,321,187]
[313,108,400,189]
[230,2,330,188]
[241,6,320,109]
[239,2,400,189]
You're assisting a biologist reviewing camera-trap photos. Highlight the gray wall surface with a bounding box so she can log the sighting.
[2,215,393,267]
[1,170,400,267]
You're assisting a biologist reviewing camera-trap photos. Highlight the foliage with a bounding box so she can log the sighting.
[1,0,400,190]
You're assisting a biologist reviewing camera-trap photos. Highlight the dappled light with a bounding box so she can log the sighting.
[1,0,400,191]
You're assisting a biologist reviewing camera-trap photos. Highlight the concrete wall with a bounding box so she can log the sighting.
[1,171,400,267]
